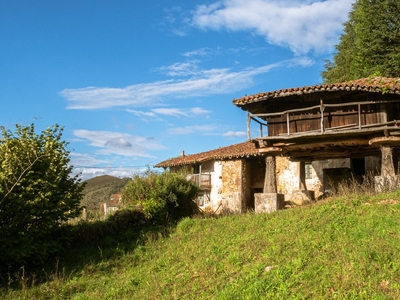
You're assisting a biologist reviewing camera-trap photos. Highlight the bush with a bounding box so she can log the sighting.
[122,171,199,224]
[0,124,84,274]
[71,209,148,246]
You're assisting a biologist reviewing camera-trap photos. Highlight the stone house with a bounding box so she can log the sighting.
[155,141,381,213]
[156,77,400,213]
[100,193,122,216]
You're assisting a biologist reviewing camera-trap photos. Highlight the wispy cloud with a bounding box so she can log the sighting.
[223,131,247,138]
[167,124,217,135]
[127,106,211,120]
[125,110,157,119]
[73,129,165,157]
[182,47,217,57]
[70,152,109,166]
[156,60,201,77]
[73,166,145,181]
[61,57,312,110]
[190,0,354,54]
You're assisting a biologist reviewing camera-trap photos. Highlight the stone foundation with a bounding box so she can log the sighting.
[291,190,315,206]
[254,193,285,213]
[374,175,400,192]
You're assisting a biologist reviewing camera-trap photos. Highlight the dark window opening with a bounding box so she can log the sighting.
[351,158,365,176]
[193,164,200,174]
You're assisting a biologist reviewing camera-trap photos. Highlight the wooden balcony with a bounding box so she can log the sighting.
[246,99,400,160]
[186,174,211,189]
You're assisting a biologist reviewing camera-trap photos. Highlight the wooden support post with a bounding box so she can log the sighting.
[320,99,325,134]
[263,155,277,193]
[247,113,251,140]
[286,112,290,135]
[299,161,306,190]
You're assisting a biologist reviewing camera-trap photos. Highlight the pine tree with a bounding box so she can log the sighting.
[322,0,400,83]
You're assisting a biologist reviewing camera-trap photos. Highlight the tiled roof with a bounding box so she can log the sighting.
[233,77,400,106]
[155,141,262,168]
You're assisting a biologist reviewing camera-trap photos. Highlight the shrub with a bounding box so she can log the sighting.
[122,171,199,224]
[70,209,148,246]
[0,124,84,274]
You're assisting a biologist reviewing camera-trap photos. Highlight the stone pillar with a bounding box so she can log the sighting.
[291,160,314,205]
[255,148,285,213]
[381,146,396,177]
[369,137,400,191]
[299,161,306,190]
[263,155,277,193]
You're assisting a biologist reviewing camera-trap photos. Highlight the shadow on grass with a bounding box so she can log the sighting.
[2,209,175,291]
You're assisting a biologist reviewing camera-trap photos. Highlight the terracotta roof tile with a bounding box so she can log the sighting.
[233,77,400,106]
[155,141,261,168]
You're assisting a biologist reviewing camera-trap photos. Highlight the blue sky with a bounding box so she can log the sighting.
[0,0,355,180]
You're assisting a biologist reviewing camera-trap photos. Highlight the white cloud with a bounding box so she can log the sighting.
[61,57,311,110]
[73,167,145,181]
[190,0,354,54]
[190,107,211,115]
[168,124,217,135]
[223,130,247,138]
[152,108,190,117]
[73,129,165,157]
[127,106,212,120]
[70,152,109,166]
[182,47,216,57]
[157,60,200,77]
[125,110,157,118]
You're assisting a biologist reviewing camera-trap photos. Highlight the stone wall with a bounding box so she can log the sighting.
[220,159,245,212]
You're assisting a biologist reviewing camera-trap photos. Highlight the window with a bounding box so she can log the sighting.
[195,192,204,206]
[305,162,313,179]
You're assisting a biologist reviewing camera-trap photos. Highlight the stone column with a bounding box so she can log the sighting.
[263,155,277,193]
[369,137,400,191]
[291,160,314,205]
[380,146,396,177]
[255,147,285,213]
[299,160,306,190]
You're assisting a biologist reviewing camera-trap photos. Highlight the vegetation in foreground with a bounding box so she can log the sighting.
[2,189,400,299]
[0,124,84,273]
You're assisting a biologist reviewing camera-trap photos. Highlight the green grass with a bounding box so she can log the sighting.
[3,191,400,299]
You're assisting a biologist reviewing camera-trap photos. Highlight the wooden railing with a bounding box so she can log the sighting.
[247,99,399,140]
[186,174,211,189]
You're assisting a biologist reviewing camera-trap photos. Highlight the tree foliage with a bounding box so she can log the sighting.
[0,124,84,270]
[122,171,199,224]
[322,0,400,83]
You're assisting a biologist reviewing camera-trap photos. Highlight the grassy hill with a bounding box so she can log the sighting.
[2,191,400,299]
[80,175,131,211]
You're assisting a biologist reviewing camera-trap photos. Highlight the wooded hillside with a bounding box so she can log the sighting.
[81,175,131,211]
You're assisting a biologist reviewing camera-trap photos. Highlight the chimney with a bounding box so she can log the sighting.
[180,150,185,157]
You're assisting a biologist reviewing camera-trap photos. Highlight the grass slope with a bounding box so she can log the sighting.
[3,192,400,299]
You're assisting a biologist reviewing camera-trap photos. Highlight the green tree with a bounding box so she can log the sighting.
[322,0,400,83]
[0,124,84,270]
[122,171,199,224]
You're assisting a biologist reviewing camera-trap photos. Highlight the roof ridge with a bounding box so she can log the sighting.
[155,141,262,168]
[233,76,400,106]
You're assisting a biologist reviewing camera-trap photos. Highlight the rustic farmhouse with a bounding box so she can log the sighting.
[156,77,400,213]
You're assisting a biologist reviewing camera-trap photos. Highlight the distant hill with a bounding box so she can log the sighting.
[81,175,131,211]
